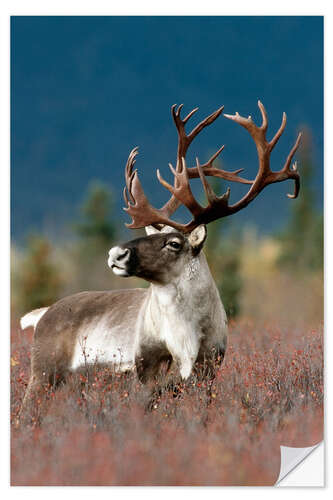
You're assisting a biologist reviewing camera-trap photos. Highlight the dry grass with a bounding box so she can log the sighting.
[238,232,323,328]
[10,318,323,486]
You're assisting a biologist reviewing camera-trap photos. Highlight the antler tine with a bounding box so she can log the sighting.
[205,145,225,166]
[195,157,219,205]
[282,132,303,174]
[157,158,204,217]
[258,100,268,132]
[195,157,231,217]
[282,132,302,199]
[182,106,199,124]
[124,147,139,204]
[172,103,200,125]
[269,111,287,150]
[188,106,225,143]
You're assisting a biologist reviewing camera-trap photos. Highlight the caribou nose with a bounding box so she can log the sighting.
[115,248,130,263]
[108,246,131,270]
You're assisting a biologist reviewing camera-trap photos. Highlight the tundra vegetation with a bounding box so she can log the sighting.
[11,122,323,486]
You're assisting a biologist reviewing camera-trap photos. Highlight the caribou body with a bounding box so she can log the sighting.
[21,224,227,407]
[19,100,301,421]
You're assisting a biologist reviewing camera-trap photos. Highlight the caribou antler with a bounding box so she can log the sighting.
[123,101,302,233]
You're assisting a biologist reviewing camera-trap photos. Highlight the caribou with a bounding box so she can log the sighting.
[19,101,301,421]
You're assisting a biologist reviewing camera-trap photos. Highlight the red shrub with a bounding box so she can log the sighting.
[11,319,323,485]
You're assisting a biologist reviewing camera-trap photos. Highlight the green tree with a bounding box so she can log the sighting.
[15,235,63,313]
[74,181,116,254]
[72,182,117,290]
[203,177,242,318]
[277,129,323,272]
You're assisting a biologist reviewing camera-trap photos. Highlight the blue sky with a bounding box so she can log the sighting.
[11,16,323,240]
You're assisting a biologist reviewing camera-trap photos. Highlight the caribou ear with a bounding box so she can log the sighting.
[188,225,207,250]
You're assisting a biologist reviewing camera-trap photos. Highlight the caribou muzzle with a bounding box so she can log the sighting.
[108,246,132,276]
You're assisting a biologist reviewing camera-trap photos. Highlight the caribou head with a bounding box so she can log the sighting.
[108,224,207,283]
[108,100,301,285]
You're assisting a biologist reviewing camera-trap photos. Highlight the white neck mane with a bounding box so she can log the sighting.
[141,252,224,379]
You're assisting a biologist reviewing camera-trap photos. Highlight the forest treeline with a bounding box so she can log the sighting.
[11,131,323,326]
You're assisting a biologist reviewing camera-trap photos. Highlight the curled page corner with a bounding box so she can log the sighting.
[276,442,323,485]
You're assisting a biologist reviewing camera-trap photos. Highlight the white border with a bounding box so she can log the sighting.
[0,0,329,15]
[1,1,330,498]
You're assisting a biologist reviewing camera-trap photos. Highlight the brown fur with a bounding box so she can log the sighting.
[19,290,147,423]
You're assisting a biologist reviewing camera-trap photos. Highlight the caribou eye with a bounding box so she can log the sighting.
[167,240,181,250]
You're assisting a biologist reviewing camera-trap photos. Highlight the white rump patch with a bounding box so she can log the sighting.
[20,307,49,330]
